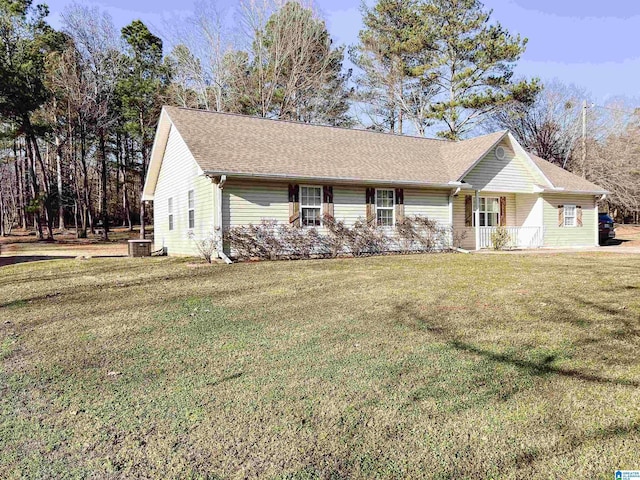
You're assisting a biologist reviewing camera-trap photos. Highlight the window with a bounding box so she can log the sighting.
[188,190,195,229]
[564,204,576,227]
[473,197,500,226]
[376,189,394,227]
[168,197,174,231]
[300,186,322,226]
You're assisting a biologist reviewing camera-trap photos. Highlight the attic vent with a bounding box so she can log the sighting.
[495,146,506,160]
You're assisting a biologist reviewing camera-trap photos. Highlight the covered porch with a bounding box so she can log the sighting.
[454,191,544,250]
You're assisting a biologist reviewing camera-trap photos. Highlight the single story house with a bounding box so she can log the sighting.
[142,106,608,257]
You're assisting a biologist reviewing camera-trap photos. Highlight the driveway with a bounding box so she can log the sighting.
[0,241,127,267]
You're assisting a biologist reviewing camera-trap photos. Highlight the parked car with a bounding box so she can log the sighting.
[599,213,615,244]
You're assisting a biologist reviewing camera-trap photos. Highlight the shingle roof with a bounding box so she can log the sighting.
[166,106,454,185]
[160,106,605,193]
[530,154,606,193]
[441,130,508,180]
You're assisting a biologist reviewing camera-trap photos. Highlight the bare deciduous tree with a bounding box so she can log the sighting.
[490,81,588,168]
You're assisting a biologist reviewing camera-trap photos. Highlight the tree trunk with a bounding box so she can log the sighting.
[139,111,148,240]
[99,129,109,241]
[79,127,89,238]
[55,132,65,230]
[0,177,5,237]
[24,136,43,240]
[28,132,54,241]
[15,139,27,230]
[123,135,133,231]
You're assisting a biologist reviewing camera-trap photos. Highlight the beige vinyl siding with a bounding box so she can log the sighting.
[543,194,597,247]
[223,180,289,227]
[153,126,215,256]
[223,182,453,228]
[333,187,366,225]
[452,191,475,250]
[404,189,450,225]
[463,138,538,193]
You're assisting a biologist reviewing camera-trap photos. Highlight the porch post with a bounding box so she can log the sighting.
[475,190,481,250]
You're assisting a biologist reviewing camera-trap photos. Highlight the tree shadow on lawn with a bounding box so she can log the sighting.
[393,300,640,390]
[0,267,180,309]
[0,255,76,267]
[449,340,640,388]
[514,418,640,470]
[0,257,177,290]
[571,295,640,339]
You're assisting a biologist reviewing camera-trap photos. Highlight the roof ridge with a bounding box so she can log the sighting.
[164,105,456,144]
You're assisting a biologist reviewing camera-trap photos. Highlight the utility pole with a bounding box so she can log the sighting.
[582,99,587,179]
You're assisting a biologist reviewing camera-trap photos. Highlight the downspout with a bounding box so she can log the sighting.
[448,187,461,249]
[596,194,607,247]
[475,190,481,250]
[216,175,232,263]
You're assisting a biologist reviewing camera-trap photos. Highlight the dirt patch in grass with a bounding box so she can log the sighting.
[1,253,640,478]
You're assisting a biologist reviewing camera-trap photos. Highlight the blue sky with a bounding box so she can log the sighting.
[44,0,640,103]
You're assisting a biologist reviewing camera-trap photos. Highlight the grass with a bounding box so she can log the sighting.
[1,252,640,479]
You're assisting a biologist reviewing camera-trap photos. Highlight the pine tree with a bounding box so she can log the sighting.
[420,0,539,139]
[118,20,170,239]
[0,0,65,239]
[351,0,430,134]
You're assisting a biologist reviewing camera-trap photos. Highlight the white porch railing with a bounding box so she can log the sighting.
[478,226,544,249]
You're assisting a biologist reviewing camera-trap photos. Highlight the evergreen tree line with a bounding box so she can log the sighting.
[0,0,637,239]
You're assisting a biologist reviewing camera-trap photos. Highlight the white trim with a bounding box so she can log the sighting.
[216,175,226,257]
[142,108,172,200]
[457,132,555,189]
[375,188,395,227]
[475,196,501,227]
[187,189,195,229]
[507,133,555,188]
[457,131,509,180]
[203,171,464,189]
[594,197,599,247]
[474,190,481,250]
[299,185,323,227]
[541,187,609,195]
[563,204,577,227]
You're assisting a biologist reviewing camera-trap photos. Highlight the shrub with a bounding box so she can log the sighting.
[451,228,468,250]
[395,215,448,253]
[224,216,451,261]
[188,232,217,263]
[490,226,512,251]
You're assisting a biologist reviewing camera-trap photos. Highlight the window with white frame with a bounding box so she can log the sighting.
[300,186,322,226]
[475,197,500,226]
[168,197,174,231]
[187,190,195,229]
[564,204,576,227]
[376,189,394,227]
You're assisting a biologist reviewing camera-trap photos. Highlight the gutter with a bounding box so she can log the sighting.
[541,188,609,195]
[203,170,464,190]
[215,174,228,262]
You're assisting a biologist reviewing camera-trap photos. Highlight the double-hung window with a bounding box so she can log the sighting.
[168,197,174,231]
[376,189,394,227]
[478,197,499,227]
[300,186,322,226]
[187,190,195,229]
[564,204,576,227]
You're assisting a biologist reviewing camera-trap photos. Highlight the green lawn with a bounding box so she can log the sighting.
[1,252,639,479]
